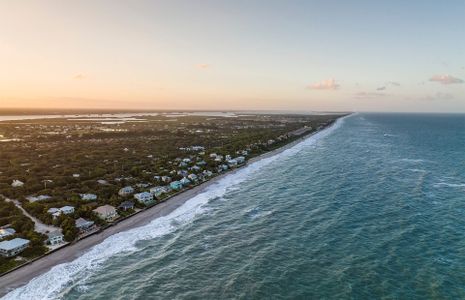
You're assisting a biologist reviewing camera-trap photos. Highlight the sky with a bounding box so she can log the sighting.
[0,0,464,112]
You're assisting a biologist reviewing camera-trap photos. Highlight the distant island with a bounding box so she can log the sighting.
[0,112,344,278]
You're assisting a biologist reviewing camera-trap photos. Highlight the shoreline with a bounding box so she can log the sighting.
[0,116,345,296]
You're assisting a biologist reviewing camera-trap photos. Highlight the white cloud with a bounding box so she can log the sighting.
[308,79,340,90]
[73,74,85,80]
[429,74,463,85]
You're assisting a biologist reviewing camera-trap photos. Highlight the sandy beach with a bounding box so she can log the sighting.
[0,122,336,296]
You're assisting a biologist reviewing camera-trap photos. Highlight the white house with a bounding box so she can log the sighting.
[93,205,119,221]
[80,193,98,201]
[161,176,171,183]
[180,177,191,186]
[11,180,24,187]
[227,159,238,167]
[47,207,61,219]
[149,186,165,197]
[60,206,75,215]
[235,156,246,164]
[187,174,198,181]
[0,228,15,240]
[47,230,64,245]
[134,192,154,205]
[75,218,95,232]
[0,238,30,257]
[118,186,135,197]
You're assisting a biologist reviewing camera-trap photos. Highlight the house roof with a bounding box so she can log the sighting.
[47,230,63,238]
[119,201,134,208]
[0,238,30,251]
[0,228,15,237]
[93,205,116,215]
[75,217,94,227]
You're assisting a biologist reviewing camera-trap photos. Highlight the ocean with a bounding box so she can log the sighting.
[4,113,465,299]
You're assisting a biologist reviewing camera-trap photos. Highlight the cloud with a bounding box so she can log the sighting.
[404,92,455,102]
[308,79,340,90]
[376,81,400,91]
[429,74,463,85]
[423,92,454,101]
[196,64,210,69]
[354,92,387,99]
[74,74,85,80]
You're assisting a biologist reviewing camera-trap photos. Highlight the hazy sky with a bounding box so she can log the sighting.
[1,0,464,112]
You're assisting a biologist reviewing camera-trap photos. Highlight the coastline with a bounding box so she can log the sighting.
[0,115,346,296]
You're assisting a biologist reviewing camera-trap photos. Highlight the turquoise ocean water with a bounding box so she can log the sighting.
[5,113,465,299]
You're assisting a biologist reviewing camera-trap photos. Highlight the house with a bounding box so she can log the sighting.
[134,192,154,205]
[11,180,24,187]
[235,156,246,164]
[93,205,119,221]
[177,170,188,177]
[97,179,109,185]
[170,181,183,191]
[118,201,135,211]
[0,238,30,257]
[60,206,75,215]
[118,186,135,197]
[161,176,171,183]
[75,218,95,232]
[47,207,62,219]
[187,174,198,182]
[0,228,15,240]
[180,177,191,186]
[80,193,98,201]
[149,186,165,197]
[227,159,238,167]
[47,230,64,245]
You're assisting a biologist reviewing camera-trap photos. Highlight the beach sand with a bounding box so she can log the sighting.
[0,121,338,296]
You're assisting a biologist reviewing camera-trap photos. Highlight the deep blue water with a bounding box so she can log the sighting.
[6,113,465,299]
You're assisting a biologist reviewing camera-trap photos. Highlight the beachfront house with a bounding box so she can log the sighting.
[47,230,64,246]
[170,181,183,191]
[149,186,165,197]
[187,174,198,182]
[75,218,95,232]
[80,193,98,201]
[161,176,171,183]
[227,159,238,167]
[0,228,16,240]
[118,186,135,197]
[118,201,135,211]
[0,238,30,257]
[203,170,213,177]
[93,205,119,222]
[235,156,246,164]
[180,177,191,186]
[134,192,154,205]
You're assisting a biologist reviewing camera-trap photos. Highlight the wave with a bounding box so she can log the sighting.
[2,115,348,300]
[433,182,465,188]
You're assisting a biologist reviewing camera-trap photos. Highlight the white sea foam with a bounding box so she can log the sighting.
[2,115,348,300]
[433,182,465,188]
